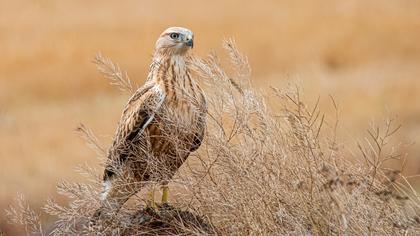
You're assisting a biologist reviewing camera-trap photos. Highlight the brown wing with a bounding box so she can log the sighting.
[189,113,206,153]
[104,83,165,180]
[189,85,207,153]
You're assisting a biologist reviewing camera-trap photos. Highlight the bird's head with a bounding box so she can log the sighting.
[155,27,194,55]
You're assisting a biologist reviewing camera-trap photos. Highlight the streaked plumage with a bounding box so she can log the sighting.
[96,27,206,216]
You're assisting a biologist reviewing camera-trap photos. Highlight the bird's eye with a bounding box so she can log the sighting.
[170,33,179,39]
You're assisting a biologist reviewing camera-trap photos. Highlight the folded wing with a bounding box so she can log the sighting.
[104,84,165,180]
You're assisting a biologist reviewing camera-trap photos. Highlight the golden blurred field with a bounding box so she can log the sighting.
[1,0,420,232]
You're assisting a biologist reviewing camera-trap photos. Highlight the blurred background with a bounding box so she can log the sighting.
[1,0,419,233]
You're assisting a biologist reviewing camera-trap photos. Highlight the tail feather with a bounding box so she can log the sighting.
[92,178,142,223]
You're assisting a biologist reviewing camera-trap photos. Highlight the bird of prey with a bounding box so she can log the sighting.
[95,27,207,218]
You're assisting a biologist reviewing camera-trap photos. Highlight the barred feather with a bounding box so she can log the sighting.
[96,27,207,218]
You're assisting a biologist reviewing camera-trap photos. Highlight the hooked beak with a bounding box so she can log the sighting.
[185,34,194,48]
[186,39,193,48]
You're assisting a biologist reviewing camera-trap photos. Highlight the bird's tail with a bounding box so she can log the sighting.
[91,178,140,225]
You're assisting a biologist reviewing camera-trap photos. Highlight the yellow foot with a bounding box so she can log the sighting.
[161,185,169,205]
[147,186,157,210]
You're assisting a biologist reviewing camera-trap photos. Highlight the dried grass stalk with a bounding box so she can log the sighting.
[6,194,44,236]
[6,41,420,235]
[93,53,135,94]
[75,123,106,157]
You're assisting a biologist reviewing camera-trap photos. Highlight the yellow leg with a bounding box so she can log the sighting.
[147,186,157,209]
[161,185,169,204]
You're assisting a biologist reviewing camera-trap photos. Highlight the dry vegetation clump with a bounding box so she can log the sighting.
[6,40,420,235]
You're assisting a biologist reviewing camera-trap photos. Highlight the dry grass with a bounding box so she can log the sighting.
[2,0,420,234]
[6,41,420,235]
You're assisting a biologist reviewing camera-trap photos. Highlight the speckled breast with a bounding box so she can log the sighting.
[146,97,205,178]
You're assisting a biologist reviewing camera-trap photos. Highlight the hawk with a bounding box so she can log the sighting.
[96,27,207,218]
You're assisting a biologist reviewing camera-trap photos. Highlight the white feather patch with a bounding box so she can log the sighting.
[140,85,166,133]
[101,180,111,201]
